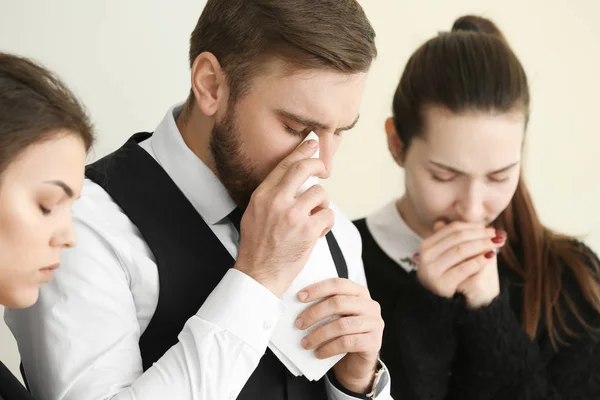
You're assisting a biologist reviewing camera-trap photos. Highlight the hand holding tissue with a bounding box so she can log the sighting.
[267,131,345,380]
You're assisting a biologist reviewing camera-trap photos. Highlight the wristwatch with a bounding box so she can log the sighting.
[366,359,387,398]
[327,359,388,399]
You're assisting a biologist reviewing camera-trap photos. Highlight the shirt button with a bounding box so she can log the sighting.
[263,319,273,330]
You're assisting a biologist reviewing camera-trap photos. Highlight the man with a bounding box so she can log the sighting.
[6,1,392,399]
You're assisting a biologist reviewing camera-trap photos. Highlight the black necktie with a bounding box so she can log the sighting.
[228,207,244,234]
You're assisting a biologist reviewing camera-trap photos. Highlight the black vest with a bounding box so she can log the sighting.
[0,361,34,400]
[85,132,349,400]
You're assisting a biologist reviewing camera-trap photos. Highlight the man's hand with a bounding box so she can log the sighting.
[234,138,334,297]
[295,278,384,394]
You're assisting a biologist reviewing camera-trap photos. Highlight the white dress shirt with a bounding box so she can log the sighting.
[4,105,392,400]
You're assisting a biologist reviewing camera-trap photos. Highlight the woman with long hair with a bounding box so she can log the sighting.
[0,53,94,400]
[356,16,600,400]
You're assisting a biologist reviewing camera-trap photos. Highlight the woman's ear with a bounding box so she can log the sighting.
[385,117,406,167]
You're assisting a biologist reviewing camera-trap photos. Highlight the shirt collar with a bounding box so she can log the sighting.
[150,103,236,225]
[366,200,423,273]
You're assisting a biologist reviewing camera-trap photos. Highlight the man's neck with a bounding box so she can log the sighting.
[176,106,217,174]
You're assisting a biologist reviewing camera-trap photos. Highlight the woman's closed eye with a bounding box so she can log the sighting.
[488,174,510,183]
[39,205,52,215]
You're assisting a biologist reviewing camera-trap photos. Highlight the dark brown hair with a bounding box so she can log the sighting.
[186,0,377,104]
[0,53,94,177]
[392,15,600,346]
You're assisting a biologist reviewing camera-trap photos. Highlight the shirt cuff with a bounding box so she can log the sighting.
[196,268,286,353]
[325,361,392,400]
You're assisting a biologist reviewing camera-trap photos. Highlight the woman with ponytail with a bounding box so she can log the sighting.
[355,15,600,400]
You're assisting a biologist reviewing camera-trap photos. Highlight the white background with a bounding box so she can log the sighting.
[1,0,599,379]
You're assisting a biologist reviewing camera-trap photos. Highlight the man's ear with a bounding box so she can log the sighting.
[190,52,228,117]
[385,117,406,167]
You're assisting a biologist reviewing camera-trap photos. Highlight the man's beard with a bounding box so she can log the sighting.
[209,109,262,209]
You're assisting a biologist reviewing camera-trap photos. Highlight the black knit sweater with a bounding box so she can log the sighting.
[354,218,600,400]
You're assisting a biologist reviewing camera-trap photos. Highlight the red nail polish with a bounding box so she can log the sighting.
[485,250,495,259]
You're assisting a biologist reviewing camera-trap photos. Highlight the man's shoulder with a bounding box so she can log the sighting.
[74,178,125,221]
[72,178,143,248]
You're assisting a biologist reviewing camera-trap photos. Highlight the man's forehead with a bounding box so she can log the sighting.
[251,64,366,128]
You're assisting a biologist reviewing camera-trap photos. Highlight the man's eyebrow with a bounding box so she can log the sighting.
[276,109,360,133]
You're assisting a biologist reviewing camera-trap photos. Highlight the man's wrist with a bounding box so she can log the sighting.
[332,359,378,395]
[234,263,285,297]
[329,360,386,398]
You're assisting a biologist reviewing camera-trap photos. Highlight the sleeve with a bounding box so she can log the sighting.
[387,275,461,400]
[4,211,286,400]
[452,246,600,400]
[325,360,393,400]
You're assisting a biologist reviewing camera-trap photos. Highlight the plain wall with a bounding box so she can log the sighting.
[1,0,599,379]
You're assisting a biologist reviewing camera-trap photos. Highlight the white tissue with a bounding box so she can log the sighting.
[268,235,345,380]
[296,131,320,196]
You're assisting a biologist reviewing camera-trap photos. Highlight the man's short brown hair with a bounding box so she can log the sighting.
[187,0,377,102]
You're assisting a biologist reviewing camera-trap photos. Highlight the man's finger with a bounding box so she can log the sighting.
[261,139,319,188]
[313,332,376,360]
[297,278,369,303]
[295,295,372,330]
[301,316,379,351]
